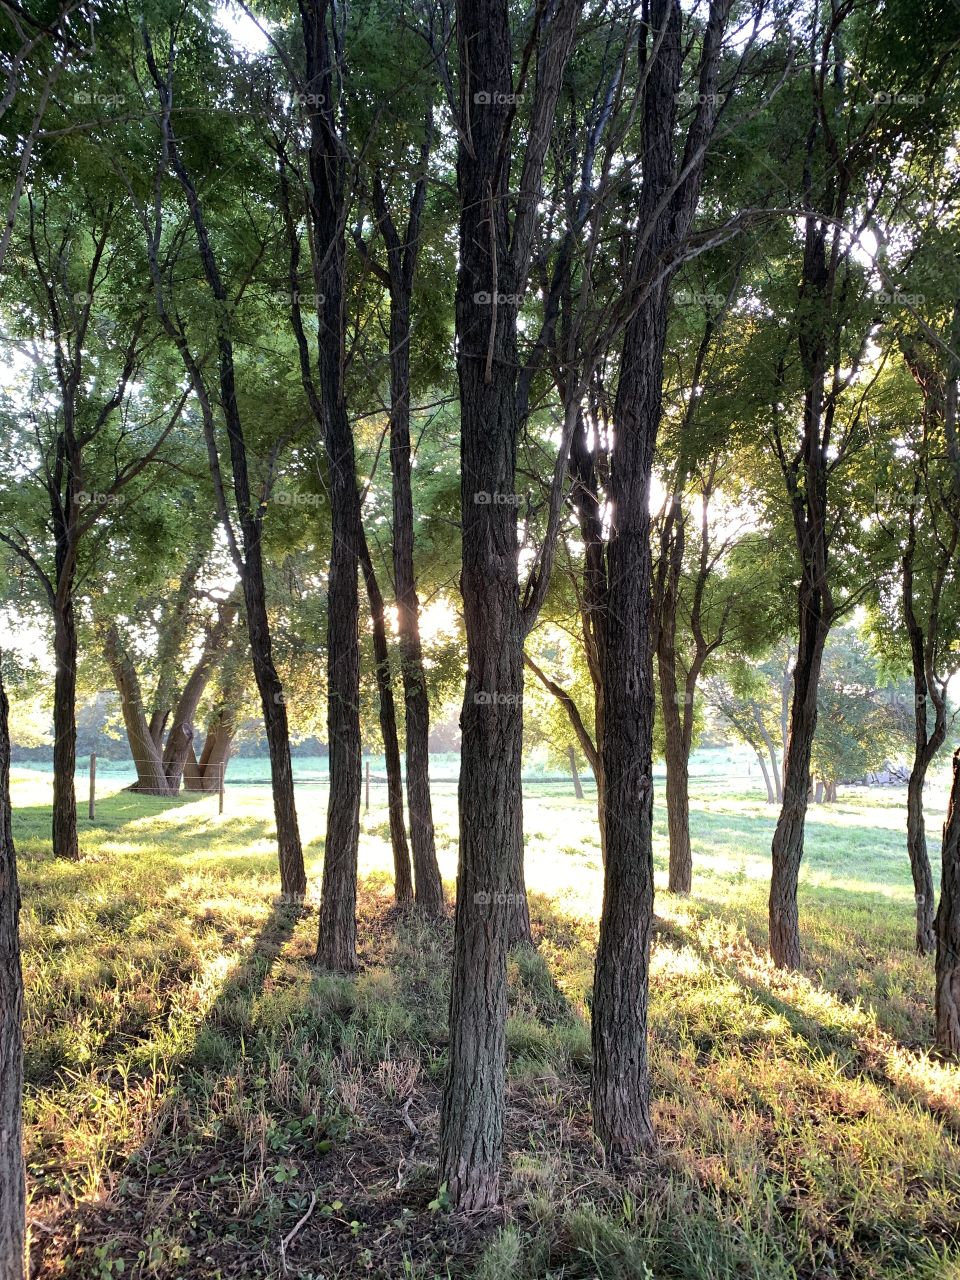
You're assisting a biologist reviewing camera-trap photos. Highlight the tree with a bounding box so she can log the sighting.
[936,748,960,1057]
[0,656,24,1280]
[141,25,307,901]
[0,186,183,860]
[591,0,735,1164]
[438,0,581,1209]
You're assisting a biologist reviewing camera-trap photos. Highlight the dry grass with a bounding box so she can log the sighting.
[9,762,960,1279]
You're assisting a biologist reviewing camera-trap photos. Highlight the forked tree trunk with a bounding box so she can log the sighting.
[0,668,25,1280]
[183,708,236,792]
[103,625,172,795]
[299,0,363,970]
[52,600,79,860]
[935,748,960,1057]
[359,539,414,907]
[162,604,237,791]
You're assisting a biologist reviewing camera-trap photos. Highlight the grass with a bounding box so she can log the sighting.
[9,758,960,1280]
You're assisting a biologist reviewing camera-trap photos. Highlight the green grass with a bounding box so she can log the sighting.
[10,763,960,1279]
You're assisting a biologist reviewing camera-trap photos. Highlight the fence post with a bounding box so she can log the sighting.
[88,753,96,819]
[218,762,225,816]
[365,759,370,814]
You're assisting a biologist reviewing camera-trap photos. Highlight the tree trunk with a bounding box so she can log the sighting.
[592,0,729,1160]
[241,561,306,902]
[656,496,692,894]
[299,0,363,969]
[902,524,946,956]
[103,625,172,795]
[592,0,685,1143]
[377,190,446,916]
[769,585,829,969]
[359,539,414,907]
[935,748,960,1057]
[0,667,25,1280]
[52,600,79,860]
[756,751,776,803]
[146,46,307,902]
[907,764,937,953]
[814,779,824,804]
[439,0,527,1208]
[162,603,237,791]
[568,745,584,799]
[592,281,666,1161]
[657,604,692,893]
[184,708,236,792]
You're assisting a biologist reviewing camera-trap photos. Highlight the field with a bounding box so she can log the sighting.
[10,753,960,1280]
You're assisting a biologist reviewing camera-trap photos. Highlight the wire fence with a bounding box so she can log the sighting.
[74,753,598,820]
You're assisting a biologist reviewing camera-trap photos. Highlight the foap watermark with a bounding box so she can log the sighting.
[473,90,524,105]
[474,290,523,306]
[73,491,120,508]
[74,89,123,107]
[473,491,521,506]
[677,90,722,107]
[474,690,522,707]
[292,91,326,108]
[876,289,924,308]
[269,290,326,309]
[872,91,925,105]
[675,287,724,308]
[473,891,527,906]
[275,490,325,508]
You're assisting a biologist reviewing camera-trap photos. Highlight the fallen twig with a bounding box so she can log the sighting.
[279,1191,317,1275]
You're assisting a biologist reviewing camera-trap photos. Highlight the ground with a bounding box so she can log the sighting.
[9,753,960,1280]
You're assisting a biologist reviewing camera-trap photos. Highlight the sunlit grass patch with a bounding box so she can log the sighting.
[10,763,960,1279]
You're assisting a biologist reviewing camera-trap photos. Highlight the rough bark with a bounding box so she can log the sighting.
[439,0,578,1207]
[0,667,25,1280]
[935,748,960,1057]
[52,600,79,860]
[592,0,682,1162]
[359,537,414,907]
[592,0,729,1162]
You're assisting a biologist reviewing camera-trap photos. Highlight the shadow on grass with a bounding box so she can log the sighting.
[654,902,957,1132]
[29,897,310,1279]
